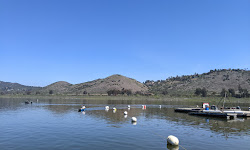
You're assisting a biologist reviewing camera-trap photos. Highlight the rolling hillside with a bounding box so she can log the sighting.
[145,69,250,95]
[1,69,249,96]
[0,81,41,94]
[39,74,149,95]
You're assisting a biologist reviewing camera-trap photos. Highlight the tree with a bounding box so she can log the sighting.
[49,90,53,95]
[107,89,121,96]
[242,89,249,98]
[195,88,202,96]
[201,88,207,97]
[26,91,31,95]
[162,90,168,95]
[238,85,243,94]
[228,88,235,97]
[220,88,228,97]
[126,89,132,96]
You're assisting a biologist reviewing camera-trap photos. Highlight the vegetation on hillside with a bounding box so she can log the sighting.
[1,69,249,99]
[145,69,250,98]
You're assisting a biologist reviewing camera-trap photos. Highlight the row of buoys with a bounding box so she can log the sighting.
[78,104,179,146]
[104,105,137,123]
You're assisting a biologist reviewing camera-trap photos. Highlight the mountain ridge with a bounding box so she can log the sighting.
[1,69,249,96]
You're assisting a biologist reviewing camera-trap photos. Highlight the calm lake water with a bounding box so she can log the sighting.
[0,98,250,150]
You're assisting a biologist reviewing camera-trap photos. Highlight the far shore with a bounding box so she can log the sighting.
[0,95,250,103]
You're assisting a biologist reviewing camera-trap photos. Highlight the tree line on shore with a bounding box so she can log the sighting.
[194,85,249,98]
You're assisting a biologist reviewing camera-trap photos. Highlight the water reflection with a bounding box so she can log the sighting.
[167,145,179,150]
[1,98,249,137]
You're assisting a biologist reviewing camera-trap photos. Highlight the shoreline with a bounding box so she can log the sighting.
[0,95,250,103]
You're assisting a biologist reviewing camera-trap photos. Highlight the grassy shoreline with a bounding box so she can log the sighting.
[0,95,250,103]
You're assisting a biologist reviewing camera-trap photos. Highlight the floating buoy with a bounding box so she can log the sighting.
[167,135,179,146]
[124,115,127,118]
[78,108,85,112]
[159,105,161,108]
[131,117,137,122]
[105,106,109,110]
[113,107,116,111]
[124,111,128,115]
[142,105,146,109]
[78,105,85,112]
[128,105,130,108]
[113,109,116,113]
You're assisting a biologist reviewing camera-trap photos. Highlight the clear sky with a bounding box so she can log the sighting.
[1,0,249,86]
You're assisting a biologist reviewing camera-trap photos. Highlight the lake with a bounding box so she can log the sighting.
[0,98,250,150]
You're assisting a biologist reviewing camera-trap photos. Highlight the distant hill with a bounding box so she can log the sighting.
[0,81,41,94]
[39,81,72,94]
[145,69,250,96]
[39,74,148,95]
[1,69,249,96]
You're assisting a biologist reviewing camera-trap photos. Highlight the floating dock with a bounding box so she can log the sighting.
[189,111,250,118]
[174,107,203,113]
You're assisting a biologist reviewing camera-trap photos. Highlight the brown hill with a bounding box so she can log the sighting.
[68,74,148,94]
[40,81,72,94]
[40,75,148,95]
[0,81,41,94]
[145,69,250,95]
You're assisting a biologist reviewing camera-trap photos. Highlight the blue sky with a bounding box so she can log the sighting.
[1,0,249,86]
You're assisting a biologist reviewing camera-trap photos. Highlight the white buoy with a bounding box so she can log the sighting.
[124,111,128,115]
[131,117,137,122]
[113,107,116,111]
[128,105,130,108]
[167,135,179,146]
[105,106,109,110]
[113,109,116,113]
[132,122,137,125]
[159,105,161,108]
[124,115,127,118]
